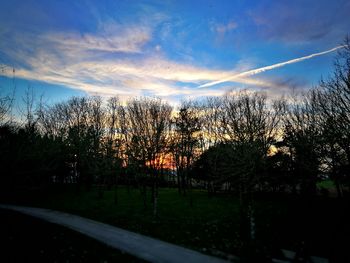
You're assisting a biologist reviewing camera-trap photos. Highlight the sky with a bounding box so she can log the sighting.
[0,0,349,107]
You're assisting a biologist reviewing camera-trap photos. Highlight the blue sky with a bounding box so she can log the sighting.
[0,0,349,105]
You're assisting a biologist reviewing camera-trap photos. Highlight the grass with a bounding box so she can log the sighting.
[18,187,242,256]
[317,179,335,189]
[0,208,144,262]
[1,185,349,261]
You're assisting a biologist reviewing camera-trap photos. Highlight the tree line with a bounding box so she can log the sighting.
[0,38,349,215]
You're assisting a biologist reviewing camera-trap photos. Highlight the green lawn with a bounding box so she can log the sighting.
[1,185,349,261]
[317,179,335,189]
[18,187,242,256]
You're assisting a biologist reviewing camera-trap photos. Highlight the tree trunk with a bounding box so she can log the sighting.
[153,190,158,217]
[114,174,118,205]
[141,184,147,208]
[188,176,193,207]
[334,180,343,198]
[152,170,158,218]
[177,169,181,193]
[248,202,255,241]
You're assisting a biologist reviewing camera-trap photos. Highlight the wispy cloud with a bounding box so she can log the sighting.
[0,23,285,102]
[43,27,151,54]
[211,20,238,34]
[0,53,274,100]
[0,18,321,104]
[199,46,344,88]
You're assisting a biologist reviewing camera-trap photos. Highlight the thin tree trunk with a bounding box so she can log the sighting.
[188,176,193,207]
[153,171,158,218]
[142,184,147,208]
[177,170,181,193]
[153,189,158,217]
[334,180,343,198]
[114,174,118,205]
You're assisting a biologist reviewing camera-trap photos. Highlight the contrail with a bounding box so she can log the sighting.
[199,45,345,88]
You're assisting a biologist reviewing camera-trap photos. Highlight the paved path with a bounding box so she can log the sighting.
[0,204,228,263]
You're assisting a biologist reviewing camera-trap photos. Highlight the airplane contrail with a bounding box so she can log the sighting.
[199,45,345,88]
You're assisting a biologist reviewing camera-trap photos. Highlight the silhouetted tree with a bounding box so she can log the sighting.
[315,37,350,194]
[172,101,201,202]
[282,92,321,196]
[125,98,172,216]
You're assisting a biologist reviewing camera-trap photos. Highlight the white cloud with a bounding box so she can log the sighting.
[0,22,300,104]
[41,24,151,55]
[211,20,238,35]
[199,46,344,88]
[155,45,161,52]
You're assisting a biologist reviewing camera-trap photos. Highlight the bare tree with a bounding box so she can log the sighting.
[0,67,15,125]
[172,101,201,205]
[314,36,350,195]
[104,96,123,203]
[126,97,172,216]
[220,91,283,195]
[217,90,283,241]
[21,87,42,134]
[0,94,12,125]
[282,91,321,196]
[199,96,224,150]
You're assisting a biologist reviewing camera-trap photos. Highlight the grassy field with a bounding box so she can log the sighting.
[0,209,144,262]
[1,186,349,261]
[317,179,335,189]
[5,187,242,257]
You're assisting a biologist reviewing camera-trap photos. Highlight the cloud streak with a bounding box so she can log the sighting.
[43,26,151,53]
[0,19,330,104]
[199,46,344,88]
[0,27,284,102]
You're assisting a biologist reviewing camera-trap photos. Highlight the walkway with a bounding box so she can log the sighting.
[0,204,228,263]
